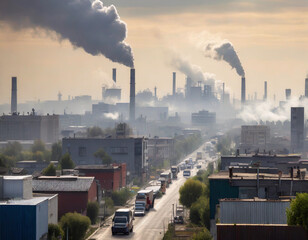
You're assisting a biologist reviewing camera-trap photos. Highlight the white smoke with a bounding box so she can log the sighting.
[104,112,119,120]
[170,52,227,95]
[238,97,308,123]
[0,0,134,67]
[204,40,245,77]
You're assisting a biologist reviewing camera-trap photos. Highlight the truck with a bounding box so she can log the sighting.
[136,189,154,211]
[171,166,179,179]
[174,205,184,224]
[112,209,134,235]
[196,152,202,160]
[160,171,172,185]
[158,177,167,194]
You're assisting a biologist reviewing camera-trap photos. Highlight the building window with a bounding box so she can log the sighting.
[78,147,87,157]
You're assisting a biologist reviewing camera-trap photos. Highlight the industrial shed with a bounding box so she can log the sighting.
[33,176,97,218]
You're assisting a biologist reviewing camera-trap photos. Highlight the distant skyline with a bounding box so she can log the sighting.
[0,0,307,104]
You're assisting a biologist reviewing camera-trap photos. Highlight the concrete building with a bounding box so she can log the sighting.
[240,125,270,152]
[147,137,175,166]
[33,176,97,217]
[191,110,216,126]
[62,137,148,177]
[0,114,59,143]
[1,175,33,199]
[75,163,126,192]
[209,169,308,224]
[291,107,305,153]
[220,153,301,172]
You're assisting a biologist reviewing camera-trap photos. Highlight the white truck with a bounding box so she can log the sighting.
[135,189,154,211]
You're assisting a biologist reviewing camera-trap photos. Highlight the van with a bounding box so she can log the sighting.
[112,209,134,235]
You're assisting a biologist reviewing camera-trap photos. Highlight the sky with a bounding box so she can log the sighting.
[0,0,307,105]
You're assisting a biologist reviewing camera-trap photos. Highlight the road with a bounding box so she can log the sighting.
[90,146,211,240]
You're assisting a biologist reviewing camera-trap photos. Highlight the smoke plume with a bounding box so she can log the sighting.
[238,97,308,123]
[204,41,245,77]
[170,52,225,94]
[0,0,134,67]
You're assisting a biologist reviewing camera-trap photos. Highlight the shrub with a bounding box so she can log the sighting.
[192,228,212,240]
[287,193,308,230]
[111,187,132,206]
[60,212,90,240]
[42,163,56,176]
[48,223,63,240]
[87,201,99,224]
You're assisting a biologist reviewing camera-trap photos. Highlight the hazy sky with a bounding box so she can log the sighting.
[0,0,307,105]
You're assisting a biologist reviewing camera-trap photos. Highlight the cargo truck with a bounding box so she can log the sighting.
[136,189,154,211]
[171,166,179,179]
[112,209,134,235]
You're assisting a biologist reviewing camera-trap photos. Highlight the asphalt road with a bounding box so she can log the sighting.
[90,146,212,240]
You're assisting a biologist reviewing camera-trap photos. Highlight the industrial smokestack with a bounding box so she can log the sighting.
[264,81,267,101]
[305,77,308,98]
[129,69,135,122]
[11,77,17,114]
[172,72,176,96]
[241,77,246,103]
[154,86,157,99]
[112,68,116,83]
[285,89,291,100]
[222,82,225,103]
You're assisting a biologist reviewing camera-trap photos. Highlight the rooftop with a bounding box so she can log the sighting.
[219,198,291,202]
[75,165,120,170]
[209,171,308,181]
[33,176,95,192]
[3,175,32,180]
[0,197,49,206]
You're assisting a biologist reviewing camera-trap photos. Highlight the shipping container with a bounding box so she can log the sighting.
[0,197,48,240]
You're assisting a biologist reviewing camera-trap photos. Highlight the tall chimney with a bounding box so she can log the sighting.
[129,68,135,123]
[11,77,17,113]
[264,81,267,101]
[154,86,157,99]
[285,89,291,100]
[222,82,225,103]
[172,72,176,96]
[241,77,246,103]
[305,77,308,98]
[112,68,116,83]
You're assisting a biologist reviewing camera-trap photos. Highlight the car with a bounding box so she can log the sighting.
[134,206,146,216]
[197,165,202,169]
[174,215,184,224]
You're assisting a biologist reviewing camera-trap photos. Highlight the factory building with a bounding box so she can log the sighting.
[0,113,59,143]
[191,110,216,126]
[291,107,305,153]
[62,137,148,178]
[240,125,270,152]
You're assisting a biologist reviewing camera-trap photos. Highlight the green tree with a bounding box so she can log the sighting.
[111,187,132,206]
[48,223,64,240]
[31,140,46,153]
[42,163,57,176]
[189,196,210,228]
[87,201,99,224]
[60,212,90,240]
[59,153,75,169]
[33,151,44,162]
[51,141,62,161]
[287,193,308,230]
[0,155,6,167]
[87,126,104,137]
[179,179,204,208]
[94,148,112,165]
[2,141,22,156]
[192,228,212,240]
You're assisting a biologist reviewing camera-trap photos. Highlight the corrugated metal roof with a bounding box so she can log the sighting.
[32,177,94,192]
[220,200,290,224]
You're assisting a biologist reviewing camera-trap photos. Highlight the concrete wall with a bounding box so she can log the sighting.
[36,199,49,240]
[48,194,58,224]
